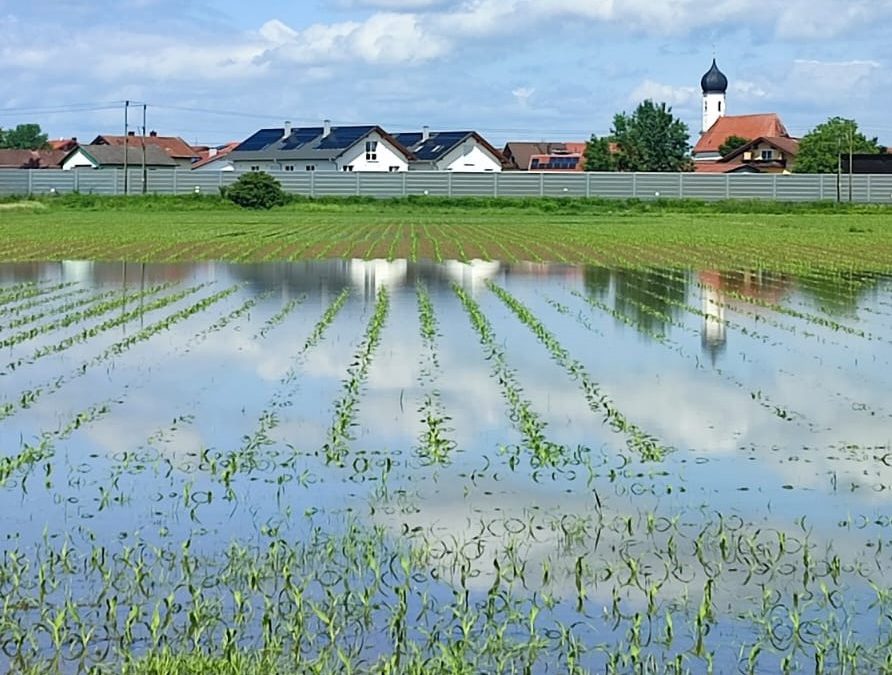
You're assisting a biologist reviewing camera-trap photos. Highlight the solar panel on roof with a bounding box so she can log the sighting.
[281,128,323,150]
[235,128,284,152]
[315,126,374,150]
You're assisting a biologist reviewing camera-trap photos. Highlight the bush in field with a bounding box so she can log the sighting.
[223,172,288,209]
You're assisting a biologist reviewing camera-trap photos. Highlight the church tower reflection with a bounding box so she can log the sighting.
[700,271,727,363]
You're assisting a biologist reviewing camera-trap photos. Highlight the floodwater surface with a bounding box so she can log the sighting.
[1,259,892,673]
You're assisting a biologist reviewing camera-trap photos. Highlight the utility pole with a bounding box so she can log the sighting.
[123,100,130,195]
[142,104,148,194]
[836,136,841,203]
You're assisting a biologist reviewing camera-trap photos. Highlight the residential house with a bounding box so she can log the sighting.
[229,122,412,173]
[392,129,503,172]
[0,149,66,169]
[695,136,800,174]
[501,142,587,171]
[90,132,199,168]
[60,144,177,170]
[191,142,241,172]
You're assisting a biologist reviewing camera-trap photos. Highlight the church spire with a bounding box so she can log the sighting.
[701,58,728,133]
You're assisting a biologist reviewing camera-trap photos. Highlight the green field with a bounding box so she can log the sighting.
[2,196,892,272]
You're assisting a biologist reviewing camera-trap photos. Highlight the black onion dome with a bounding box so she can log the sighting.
[700,59,728,94]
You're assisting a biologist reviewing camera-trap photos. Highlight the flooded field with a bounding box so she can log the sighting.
[1,258,892,673]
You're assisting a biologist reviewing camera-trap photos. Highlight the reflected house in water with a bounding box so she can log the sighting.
[348,259,409,296]
[700,271,727,363]
[444,259,502,292]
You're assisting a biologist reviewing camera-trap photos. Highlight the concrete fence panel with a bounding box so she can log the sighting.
[2,169,892,203]
[588,173,636,198]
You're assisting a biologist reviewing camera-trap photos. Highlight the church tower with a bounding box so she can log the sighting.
[700,59,728,134]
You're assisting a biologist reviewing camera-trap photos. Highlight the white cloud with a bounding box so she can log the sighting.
[783,59,883,106]
[628,80,697,107]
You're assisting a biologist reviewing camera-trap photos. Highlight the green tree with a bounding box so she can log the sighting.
[610,100,692,172]
[794,117,883,174]
[583,135,615,171]
[719,135,750,157]
[222,172,288,209]
[0,123,49,150]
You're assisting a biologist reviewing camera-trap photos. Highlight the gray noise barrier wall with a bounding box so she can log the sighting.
[2,169,891,204]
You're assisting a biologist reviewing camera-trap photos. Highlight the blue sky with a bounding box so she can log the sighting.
[1,0,890,148]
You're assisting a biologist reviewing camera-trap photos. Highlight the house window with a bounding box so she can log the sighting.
[250,165,261,172]
[761,150,774,161]
[305,165,316,171]
[365,141,378,162]
[283,165,295,172]
[718,101,722,112]
[388,166,400,172]
[342,165,354,172]
[531,158,540,169]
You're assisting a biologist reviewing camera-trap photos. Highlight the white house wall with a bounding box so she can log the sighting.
[192,159,235,172]
[439,143,502,172]
[338,132,408,172]
[61,151,96,171]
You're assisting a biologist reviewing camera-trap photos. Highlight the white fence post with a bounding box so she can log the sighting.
[402,172,407,197]
[494,173,499,198]
[448,172,453,197]
[310,170,315,198]
[27,170,33,196]
[632,173,637,199]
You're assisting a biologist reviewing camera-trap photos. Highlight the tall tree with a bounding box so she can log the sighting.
[794,117,882,174]
[583,135,615,171]
[611,100,692,172]
[0,123,49,150]
[719,135,750,157]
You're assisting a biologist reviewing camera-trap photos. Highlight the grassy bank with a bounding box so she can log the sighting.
[1,194,891,271]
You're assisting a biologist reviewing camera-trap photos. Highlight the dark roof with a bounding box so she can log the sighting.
[92,134,198,160]
[0,149,66,169]
[65,144,177,167]
[392,131,503,164]
[232,125,413,161]
[701,59,728,94]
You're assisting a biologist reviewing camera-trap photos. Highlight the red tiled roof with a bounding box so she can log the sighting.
[722,136,800,162]
[528,153,584,171]
[0,149,66,169]
[92,134,198,160]
[694,114,789,156]
[191,142,240,169]
[49,139,78,152]
[693,160,740,174]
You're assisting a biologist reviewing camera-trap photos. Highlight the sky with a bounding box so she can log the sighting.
[1,0,890,148]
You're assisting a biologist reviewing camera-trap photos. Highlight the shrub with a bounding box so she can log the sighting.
[222,172,288,209]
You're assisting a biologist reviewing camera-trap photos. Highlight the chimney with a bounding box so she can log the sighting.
[283,121,292,139]
[149,130,157,138]
[323,119,331,138]
[422,125,430,142]
[209,147,218,158]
